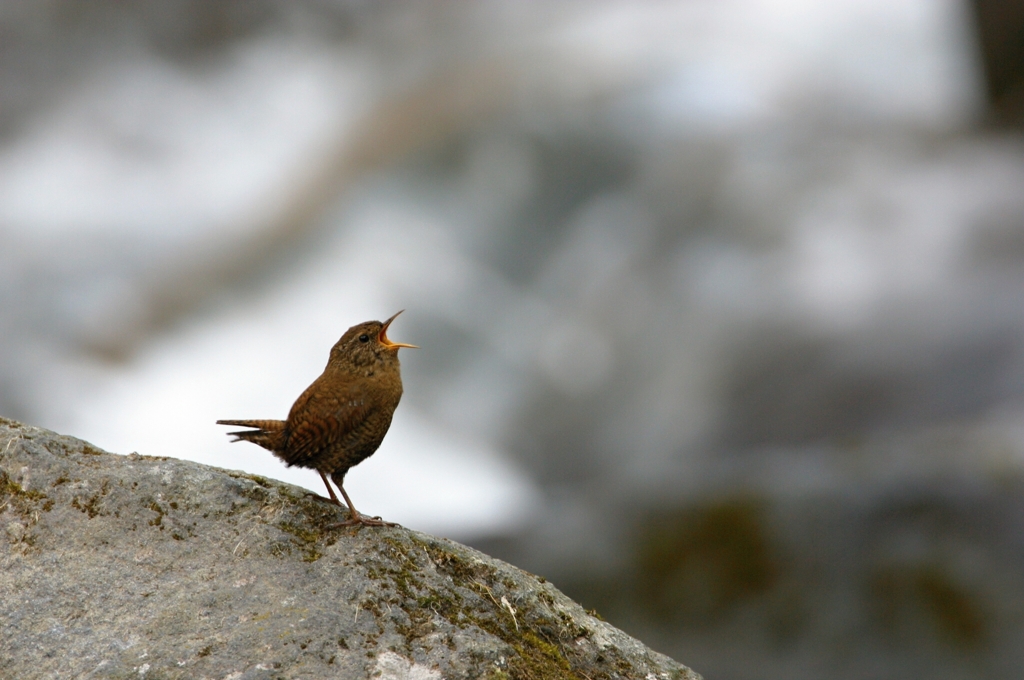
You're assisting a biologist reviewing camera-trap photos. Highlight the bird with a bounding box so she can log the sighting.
[217,311,417,527]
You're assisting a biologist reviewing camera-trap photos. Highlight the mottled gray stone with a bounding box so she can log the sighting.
[0,418,700,680]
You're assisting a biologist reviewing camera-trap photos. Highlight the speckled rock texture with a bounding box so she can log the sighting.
[0,418,700,680]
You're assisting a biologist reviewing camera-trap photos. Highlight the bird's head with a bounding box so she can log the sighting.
[329,311,417,371]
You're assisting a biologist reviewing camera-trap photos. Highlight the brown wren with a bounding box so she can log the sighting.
[217,311,417,527]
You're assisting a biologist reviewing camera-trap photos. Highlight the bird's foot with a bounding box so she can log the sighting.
[327,512,398,529]
[303,491,344,507]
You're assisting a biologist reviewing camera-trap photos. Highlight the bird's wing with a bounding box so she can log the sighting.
[284,377,372,466]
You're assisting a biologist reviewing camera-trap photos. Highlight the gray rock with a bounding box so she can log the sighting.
[0,418,700,680]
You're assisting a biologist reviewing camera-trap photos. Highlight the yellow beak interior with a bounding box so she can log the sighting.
[379,311,418,349]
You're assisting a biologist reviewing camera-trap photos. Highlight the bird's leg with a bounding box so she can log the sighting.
[327,484,397,528]
[319,471,342,504]
[303,471,343,506]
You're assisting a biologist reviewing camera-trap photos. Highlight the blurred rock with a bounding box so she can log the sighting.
[971,0,1024,126]
[0,418,699,680]
[477,422,1024,680]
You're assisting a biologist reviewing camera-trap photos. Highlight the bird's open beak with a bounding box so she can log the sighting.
[379,310,418,349]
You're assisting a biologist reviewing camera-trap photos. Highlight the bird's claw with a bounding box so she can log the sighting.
[327,513,398,529]
[303,491,344,507]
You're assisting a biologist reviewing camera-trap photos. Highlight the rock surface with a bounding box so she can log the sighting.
[0,418,700,680]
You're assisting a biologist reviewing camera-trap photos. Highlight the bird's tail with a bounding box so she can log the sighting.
[216,419,287,452]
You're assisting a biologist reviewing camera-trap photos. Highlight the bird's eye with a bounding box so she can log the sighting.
[358,334,370,343]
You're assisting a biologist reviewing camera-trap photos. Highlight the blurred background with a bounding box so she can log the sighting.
[2,1,1024,677]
